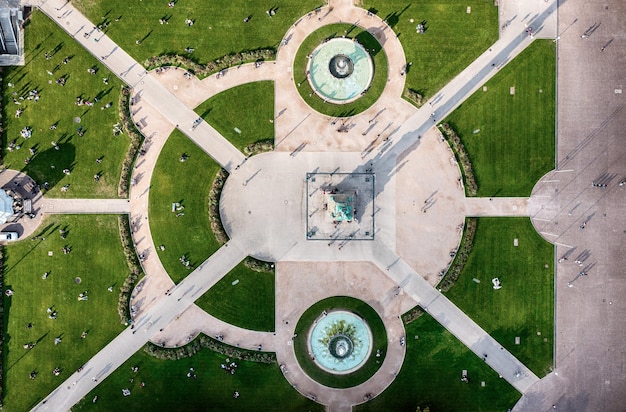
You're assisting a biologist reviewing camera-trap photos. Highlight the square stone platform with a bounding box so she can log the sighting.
[306,172,375,241]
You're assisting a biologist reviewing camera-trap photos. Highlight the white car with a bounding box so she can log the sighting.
[0,232,19,241]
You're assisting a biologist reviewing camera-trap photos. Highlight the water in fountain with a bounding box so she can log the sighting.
[308,310,373,374]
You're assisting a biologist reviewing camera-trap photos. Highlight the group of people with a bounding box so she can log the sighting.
[220,360,238,375]
[179,254,191,268]
[186,367,197,379]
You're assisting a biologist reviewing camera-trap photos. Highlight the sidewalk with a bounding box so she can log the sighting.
[371,244,540,394]
[40,198,130,214]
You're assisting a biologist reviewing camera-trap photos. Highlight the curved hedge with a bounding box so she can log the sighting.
[145,334,275,364]
[438,123,478,196]
[144,50,275,80]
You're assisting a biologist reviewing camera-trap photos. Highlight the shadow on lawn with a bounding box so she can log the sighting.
[21,143,76,193]
[382,4,411,30]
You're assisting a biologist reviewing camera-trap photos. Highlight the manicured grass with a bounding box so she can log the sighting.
[356,314,521,412]
[293,24,388,116]
[73,0,323,64]
[148,130,220,284]
[195,262,275,332]
[445,40,556,197]
[194,81,275,151]
[445,218,554,377]
[2,10,128,198]
[293,296,387,388]
[363,0,498,100]
[73,345,323,412]
[2,215,129,411]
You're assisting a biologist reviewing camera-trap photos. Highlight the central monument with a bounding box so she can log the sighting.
[306,172,375,241]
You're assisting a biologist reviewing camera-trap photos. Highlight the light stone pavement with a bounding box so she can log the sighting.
[516,0,626,410]
[28,0,568,410]
[150,62,277,109]
[38,198,130,214]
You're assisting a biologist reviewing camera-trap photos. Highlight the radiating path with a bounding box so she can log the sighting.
[371,245,541,393]
[38,0,245,172]
[364,0,558,167]
[464,197,529,217]
[32,238,248,411]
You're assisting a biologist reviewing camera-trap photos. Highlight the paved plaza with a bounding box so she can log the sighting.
[0,0,621,410]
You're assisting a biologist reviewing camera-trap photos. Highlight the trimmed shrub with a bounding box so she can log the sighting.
[438,123,478,196]
[117,215,144,324]
[144,50,276,80]
[117,86,145,197]
[144,334,276,363]
[437,217,477,292]
[404,88,424,108]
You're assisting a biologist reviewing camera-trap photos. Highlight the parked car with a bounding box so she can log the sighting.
[0,232,19,241]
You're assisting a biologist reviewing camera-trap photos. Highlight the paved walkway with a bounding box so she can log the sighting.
[0,171,132,241]
[39,198,130,214]
[30,0,560,410]
[39,0,245,172]
[372,245,539,393]
[518,0,626,409]
[32,238,248,411]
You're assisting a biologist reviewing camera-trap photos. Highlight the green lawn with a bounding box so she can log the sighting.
[2,10,128,198]
[293,296,387,388]
[148,130,220,284]
[362,0,498,100]
[195,262,275,332]
[357,314,521,412]
[73,0,323,64]
[2,215,129,411]
[73,345,323,412]
[445,40,556,197]
[194,81,274,151]
[293,24,388,117]
[445,218,554,376]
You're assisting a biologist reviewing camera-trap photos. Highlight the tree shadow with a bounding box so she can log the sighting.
[20,143,76,192]
[355,31,382,57]
[383,4,411,30]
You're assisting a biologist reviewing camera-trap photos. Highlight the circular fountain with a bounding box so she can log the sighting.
[307,37,374,104]
[308,310,373,374]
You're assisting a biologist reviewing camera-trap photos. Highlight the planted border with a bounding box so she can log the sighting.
[145,334,275,364]
[117,215,144,325]
[117,86,145,197]
[144,50,276,80]
[404,88,425,108]
[438,123,478,196]
[437,218,477,293]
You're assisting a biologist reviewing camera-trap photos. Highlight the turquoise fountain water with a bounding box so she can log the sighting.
[307,38,374,104]
[308,310,373,374]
